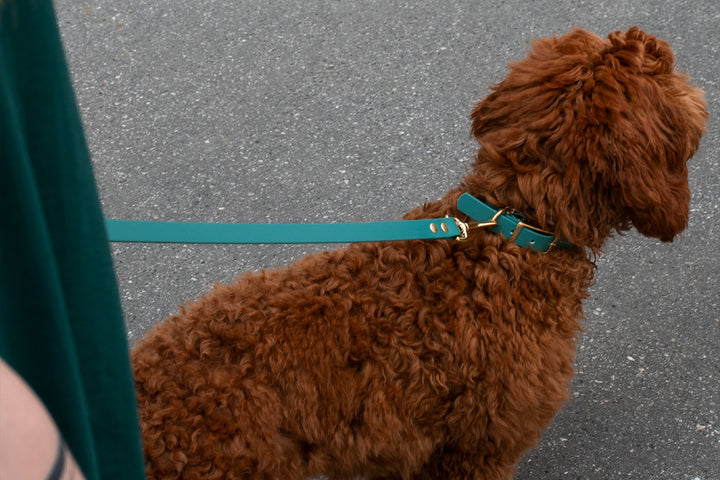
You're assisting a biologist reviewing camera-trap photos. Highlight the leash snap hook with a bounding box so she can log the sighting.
[453,207,509,241]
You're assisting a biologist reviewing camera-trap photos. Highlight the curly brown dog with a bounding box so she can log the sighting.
[132,27,707,479]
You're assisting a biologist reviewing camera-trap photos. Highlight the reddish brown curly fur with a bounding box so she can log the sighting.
[132,27,707,479]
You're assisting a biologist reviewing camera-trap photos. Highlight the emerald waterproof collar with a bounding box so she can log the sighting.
[455,193,573,253]
[105,193,572,252]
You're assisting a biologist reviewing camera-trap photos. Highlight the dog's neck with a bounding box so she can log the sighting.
[455,148,623,253]
[458,151,544,230]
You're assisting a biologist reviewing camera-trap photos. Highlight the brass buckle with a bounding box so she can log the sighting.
[545,238,559,254]
[507,220,557,253]
[508,220,553,243]
[453,208,510,241]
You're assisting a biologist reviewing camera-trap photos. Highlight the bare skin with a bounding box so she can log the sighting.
[0,358,86,480]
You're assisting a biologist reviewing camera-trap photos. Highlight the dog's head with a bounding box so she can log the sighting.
[468,27,707,251]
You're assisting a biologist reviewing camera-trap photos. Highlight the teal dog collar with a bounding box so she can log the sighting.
[456,193,572,253]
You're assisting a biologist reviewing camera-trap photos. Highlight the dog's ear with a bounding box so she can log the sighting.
[594,27,708,241]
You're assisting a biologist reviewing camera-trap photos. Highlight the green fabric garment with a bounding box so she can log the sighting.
[0,1,145,479]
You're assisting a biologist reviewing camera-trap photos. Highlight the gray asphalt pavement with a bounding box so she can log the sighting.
[54,1,718,478]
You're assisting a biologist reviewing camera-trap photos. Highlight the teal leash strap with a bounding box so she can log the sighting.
[105,218,462,244]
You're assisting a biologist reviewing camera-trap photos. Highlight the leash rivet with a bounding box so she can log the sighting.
[440,222,449,233]
[429,223,438,233]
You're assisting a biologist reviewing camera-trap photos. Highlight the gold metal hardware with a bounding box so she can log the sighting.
[545,238,558,254]
[507,220,557,250]
[516,221,554,236]
[508,223,524,243]
[453,207,510,241]
[429,223,438,233]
